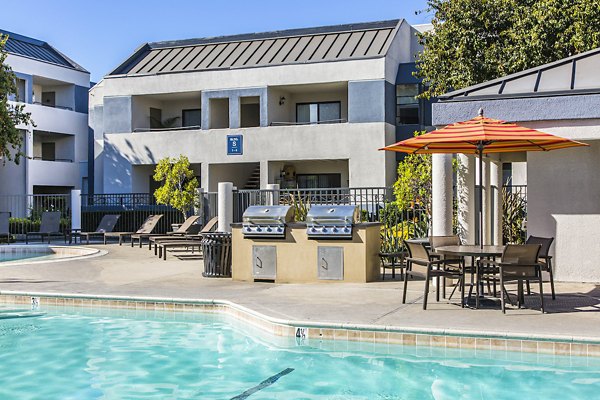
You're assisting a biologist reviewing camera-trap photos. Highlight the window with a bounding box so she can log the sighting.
[150,108,163,129]
[296,174,341,188]
[42,92,56,107]
[182,109,201,128]
[396,84,420,125]
[15,78,26,102]
[41,142,56,161]
[502,163,513,185]
[296,102,341,124]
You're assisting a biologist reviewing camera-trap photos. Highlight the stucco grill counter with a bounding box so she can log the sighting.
[232,205,381,283]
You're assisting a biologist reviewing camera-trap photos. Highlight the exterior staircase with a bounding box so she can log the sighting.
[243,165,261,189]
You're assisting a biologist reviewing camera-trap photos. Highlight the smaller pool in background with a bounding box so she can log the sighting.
[0,245,101,265]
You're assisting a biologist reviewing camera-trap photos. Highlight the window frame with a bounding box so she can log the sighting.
[396,83,421,126]
[296,101,342,124]
[181,108,202,128]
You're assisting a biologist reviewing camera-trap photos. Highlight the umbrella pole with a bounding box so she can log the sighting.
[477,144,484,249]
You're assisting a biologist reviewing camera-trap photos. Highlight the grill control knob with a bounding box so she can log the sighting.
[311,228,317,232]
[333,228,338,233]
[256,227,262,232]
[344,227,350,232]
[266,227,272,232]
[322,228,327,233]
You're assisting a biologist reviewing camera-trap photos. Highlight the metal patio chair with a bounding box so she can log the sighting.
[526,236,556,300]
[478,244,544,313]
[403,239,465,310]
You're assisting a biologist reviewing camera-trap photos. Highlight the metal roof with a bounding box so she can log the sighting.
[439,47,600,101]
[0,29,88,72]
[110,19,402,76]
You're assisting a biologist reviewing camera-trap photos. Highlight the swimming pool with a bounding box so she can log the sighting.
[0,305,598,399]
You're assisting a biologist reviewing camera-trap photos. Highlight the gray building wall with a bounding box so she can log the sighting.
[348,80,390,124]
[103,96,133,133]
[202,87,268,130]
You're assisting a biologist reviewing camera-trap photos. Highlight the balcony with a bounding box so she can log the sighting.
[268,82,348,126]
[32,130,75,163]
[132,91,202,133]
[32,76,77,111]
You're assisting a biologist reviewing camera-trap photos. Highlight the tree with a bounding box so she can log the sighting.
[0,34,34,164]
[153,155,199,220]
[393,132,432,214]
[415,0,600,98]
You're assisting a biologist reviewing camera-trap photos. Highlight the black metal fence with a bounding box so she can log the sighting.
[0,194,71,236]
[81,193,182,234]
[502,184,527,244]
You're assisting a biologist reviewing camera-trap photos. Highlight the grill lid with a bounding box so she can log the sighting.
[306,205,359,225]
[242,205,294,224]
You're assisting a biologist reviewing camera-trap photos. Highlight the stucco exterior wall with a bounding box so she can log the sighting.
[103,122,395,193]
[522,120,600,282]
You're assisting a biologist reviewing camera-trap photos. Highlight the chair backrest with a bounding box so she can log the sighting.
[95,214,120,233]
[39,212,61,233]
[0,212,9,234]
[201,216,219,233]
[526,235,554,258]
[136,214,163,234]
[430,235,461,250]
[502,244,541,264]
[404,240,430,262]
[175,216,201,233]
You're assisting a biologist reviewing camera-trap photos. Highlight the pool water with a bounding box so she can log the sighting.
[0,252,57,263]
[0,305,598,399]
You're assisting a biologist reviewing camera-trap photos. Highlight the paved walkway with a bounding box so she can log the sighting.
[1,244,599,340]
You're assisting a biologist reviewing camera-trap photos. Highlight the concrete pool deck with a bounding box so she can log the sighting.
[0,243,599,342]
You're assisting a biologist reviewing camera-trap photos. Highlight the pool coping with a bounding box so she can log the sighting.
[0,245,107,266]
[1,290,599,358]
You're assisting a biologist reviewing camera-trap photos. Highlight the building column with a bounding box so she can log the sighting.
[431,154,453,236]
[266,184,280,206]
[217,182,233,232]
[456,154,475,244]
[490,156,503,245]
[70,190,81,231]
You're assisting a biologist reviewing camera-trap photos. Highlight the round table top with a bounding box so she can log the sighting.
[435,245,505,257]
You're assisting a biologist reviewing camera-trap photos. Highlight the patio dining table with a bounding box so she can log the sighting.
[434,245,505,308]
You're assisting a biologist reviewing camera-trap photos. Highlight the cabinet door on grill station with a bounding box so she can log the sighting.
[317,246,344,280]
[252,245,277,280]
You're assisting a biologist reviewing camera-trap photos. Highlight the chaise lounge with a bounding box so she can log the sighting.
[25,211,67,244]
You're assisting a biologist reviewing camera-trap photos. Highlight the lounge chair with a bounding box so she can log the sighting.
[79,214,121,244]
[154,217,218,260]
[146,215,201,250]
[0,212,10,244]
[525,236,555,300]
[25,211,66,244]
[104,214,163,245]
[403,239,465,309]
[477,244,544,313]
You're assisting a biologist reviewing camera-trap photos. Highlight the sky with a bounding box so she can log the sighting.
[0,0,432,82]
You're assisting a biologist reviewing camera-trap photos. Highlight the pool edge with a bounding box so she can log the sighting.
[0,290,598,359]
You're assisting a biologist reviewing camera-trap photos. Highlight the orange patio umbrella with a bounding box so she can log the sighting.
[381,109,588,247]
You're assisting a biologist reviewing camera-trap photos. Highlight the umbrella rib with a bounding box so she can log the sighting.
[527,140,549,151]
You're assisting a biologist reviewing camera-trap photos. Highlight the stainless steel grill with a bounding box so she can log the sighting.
[242,205,294,238]
[306,205,359,239]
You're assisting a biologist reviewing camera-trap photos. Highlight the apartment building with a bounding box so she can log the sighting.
[91,19,432,193]
[1,29,90,195]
